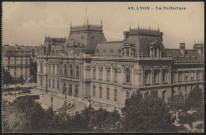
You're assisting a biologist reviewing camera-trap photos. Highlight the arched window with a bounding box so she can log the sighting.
[76,65,79,78]
[125,68,130,83]
[106,69,110,81]
[40,63,43,73]
[64,64,67,76]
[70,65,73,77]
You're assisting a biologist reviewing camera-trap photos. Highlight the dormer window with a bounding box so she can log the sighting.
[110,49,113,53]
[103,50,106,53]
[92,36,94,39]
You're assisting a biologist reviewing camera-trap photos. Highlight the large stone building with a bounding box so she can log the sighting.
[2,44,38,82]
[36,22,204,110]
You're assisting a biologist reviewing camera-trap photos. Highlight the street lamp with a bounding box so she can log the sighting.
[51,91,54,109]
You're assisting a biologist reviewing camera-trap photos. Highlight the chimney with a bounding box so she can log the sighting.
[193,43,203,55]
[123,31,129,41]
[180,43,185,56]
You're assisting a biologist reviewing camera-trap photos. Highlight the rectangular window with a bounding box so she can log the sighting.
[93,85,96,97]
[179,73,182,82]
[114,89,117,101]
[197,72,200,80]
[126,92,130,99]
[100,87,102,98]
[162,71,167,83]
[184,72,188,81]
[53,79,55,88]
[107,88,110,100]
[154,71,159,84]
[49,78,50,87]
[191,72,194,81]
[126,49,129,56]
[145,71,150,85]
[40,78,43,86]
[57,80,59,89]
[162,91,166,101]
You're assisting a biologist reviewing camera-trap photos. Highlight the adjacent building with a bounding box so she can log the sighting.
[2,44,38,82]
[36,22,204,111]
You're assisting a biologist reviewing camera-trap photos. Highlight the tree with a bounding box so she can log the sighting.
[18,75,25,86]
[178,85,204,131]
[2,67,14,87]
[122,91,177,133]
[29,60,37,83]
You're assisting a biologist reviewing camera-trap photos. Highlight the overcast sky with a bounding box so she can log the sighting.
[2,2,204,49]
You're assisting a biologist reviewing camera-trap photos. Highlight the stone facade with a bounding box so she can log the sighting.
[36,22,204,110]
[2,44,38,82]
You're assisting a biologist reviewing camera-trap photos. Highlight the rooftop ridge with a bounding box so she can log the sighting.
[98,40,124,44]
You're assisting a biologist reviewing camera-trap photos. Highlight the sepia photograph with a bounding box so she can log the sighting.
[1,1,204,133]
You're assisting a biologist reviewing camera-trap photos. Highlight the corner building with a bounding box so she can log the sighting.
[36,22,204,111]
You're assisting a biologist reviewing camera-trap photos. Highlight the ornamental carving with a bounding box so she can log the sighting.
[144,66,151,70]
[118,68,122,73]
[86,65,91,71]
[134,68,138,74]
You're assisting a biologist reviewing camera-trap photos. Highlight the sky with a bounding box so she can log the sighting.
[2,2,204,49]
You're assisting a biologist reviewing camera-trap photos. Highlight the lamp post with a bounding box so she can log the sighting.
[51,91,54,109]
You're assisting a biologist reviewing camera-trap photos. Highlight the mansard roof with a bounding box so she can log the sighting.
[165,48,203,62]
[95,41,124,56]
[126,35,167,56]
[67,23,107,54]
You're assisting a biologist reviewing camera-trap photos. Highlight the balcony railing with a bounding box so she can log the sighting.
[92,55,172,60]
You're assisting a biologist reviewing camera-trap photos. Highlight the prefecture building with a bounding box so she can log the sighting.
[2,44,38,82]
[36,22,204,110]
